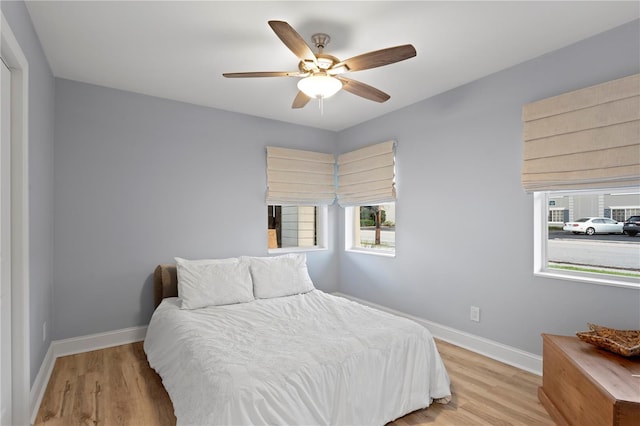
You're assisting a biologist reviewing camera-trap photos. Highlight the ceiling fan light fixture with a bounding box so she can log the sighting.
[297,74,342,99]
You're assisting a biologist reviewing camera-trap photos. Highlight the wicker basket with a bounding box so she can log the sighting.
[576,323,640,357]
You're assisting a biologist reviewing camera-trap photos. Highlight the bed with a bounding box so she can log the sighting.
[144,254,451,425]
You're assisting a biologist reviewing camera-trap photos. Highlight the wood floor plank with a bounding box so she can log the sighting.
[35,339,553,425]
[38,356,75,424]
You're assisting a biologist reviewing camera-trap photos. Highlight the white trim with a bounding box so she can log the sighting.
[1,12,30,426]
[533,191,547,275]
[344,205,354,251]
[345,248,396,258]
[534,269,640,290]
[0,51,12,426]
[28,345,53,425]
[333,292,542,375]
[29,326,148,423]
[53,325,148,358]
[268,246,328,254]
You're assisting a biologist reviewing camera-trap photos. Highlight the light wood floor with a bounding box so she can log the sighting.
[35,339,553,425]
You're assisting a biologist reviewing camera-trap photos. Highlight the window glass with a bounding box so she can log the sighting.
[548,209,565,223]
[346,203,395,255]
[536,188,640,287]
[268,205,327,252]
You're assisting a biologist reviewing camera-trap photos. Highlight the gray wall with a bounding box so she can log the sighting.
[53,79,339,339]
[1,1,55,386]
[336,20,640,355]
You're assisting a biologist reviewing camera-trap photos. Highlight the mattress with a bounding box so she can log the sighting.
[144,290,450,425]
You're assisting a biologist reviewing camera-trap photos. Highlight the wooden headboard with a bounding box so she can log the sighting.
[153,264,178,308]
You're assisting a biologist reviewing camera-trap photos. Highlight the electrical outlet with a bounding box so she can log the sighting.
[43,321,47,342]
[470,306,480,322]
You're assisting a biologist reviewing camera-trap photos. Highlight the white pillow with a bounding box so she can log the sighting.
[244,253,315,299]
[175,257,254,309]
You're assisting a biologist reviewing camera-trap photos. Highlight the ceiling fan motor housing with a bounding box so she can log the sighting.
[311,33,330,50]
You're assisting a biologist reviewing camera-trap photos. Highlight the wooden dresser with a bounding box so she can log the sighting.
[539,334,640,426]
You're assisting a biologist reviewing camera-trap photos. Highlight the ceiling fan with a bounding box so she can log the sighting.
[223,21,417,110]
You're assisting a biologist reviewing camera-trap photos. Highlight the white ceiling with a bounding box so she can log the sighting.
[25,1,639,131]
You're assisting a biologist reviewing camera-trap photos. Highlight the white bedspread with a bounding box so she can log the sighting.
[144,290,450,426]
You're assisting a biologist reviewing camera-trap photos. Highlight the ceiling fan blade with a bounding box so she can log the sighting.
[334,44,416,72]
[337,77,390,103]
[223,71,303,78]
[268,21,318,67]
[292,91,312,109]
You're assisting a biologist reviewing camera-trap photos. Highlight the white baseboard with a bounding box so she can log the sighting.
[29,325,148,424]
[52,325,148,358]
[29,345,55,425]
[333,292,542,376]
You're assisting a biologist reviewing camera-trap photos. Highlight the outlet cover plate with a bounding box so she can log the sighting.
[470,306,480,322]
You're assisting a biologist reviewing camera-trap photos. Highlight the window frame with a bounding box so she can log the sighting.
[345,204,396,258]
[268,204,328,254]
[533,191,640,289]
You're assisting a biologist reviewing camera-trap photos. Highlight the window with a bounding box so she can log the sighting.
[534,188,640,288]
[337,140,397,257]
[268,205,327,252]
[548,208,567,224]
[612,207,640,222]
[265,146,334,252]
[346,203,395,256]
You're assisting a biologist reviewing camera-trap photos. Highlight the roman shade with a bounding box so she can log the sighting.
[337,140,396,206]
[521,73,640,192]
[266,146,336,205]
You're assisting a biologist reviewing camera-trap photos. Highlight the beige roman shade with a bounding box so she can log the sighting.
[337,140,396,206]
[522,73,640,192]
[266,146,336,205]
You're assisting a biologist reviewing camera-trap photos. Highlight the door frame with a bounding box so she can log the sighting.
[1,11,31,426]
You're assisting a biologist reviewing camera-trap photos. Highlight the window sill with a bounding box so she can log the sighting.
[345,248,395,258]
[268,246,327,255]
[535,269,640,290]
